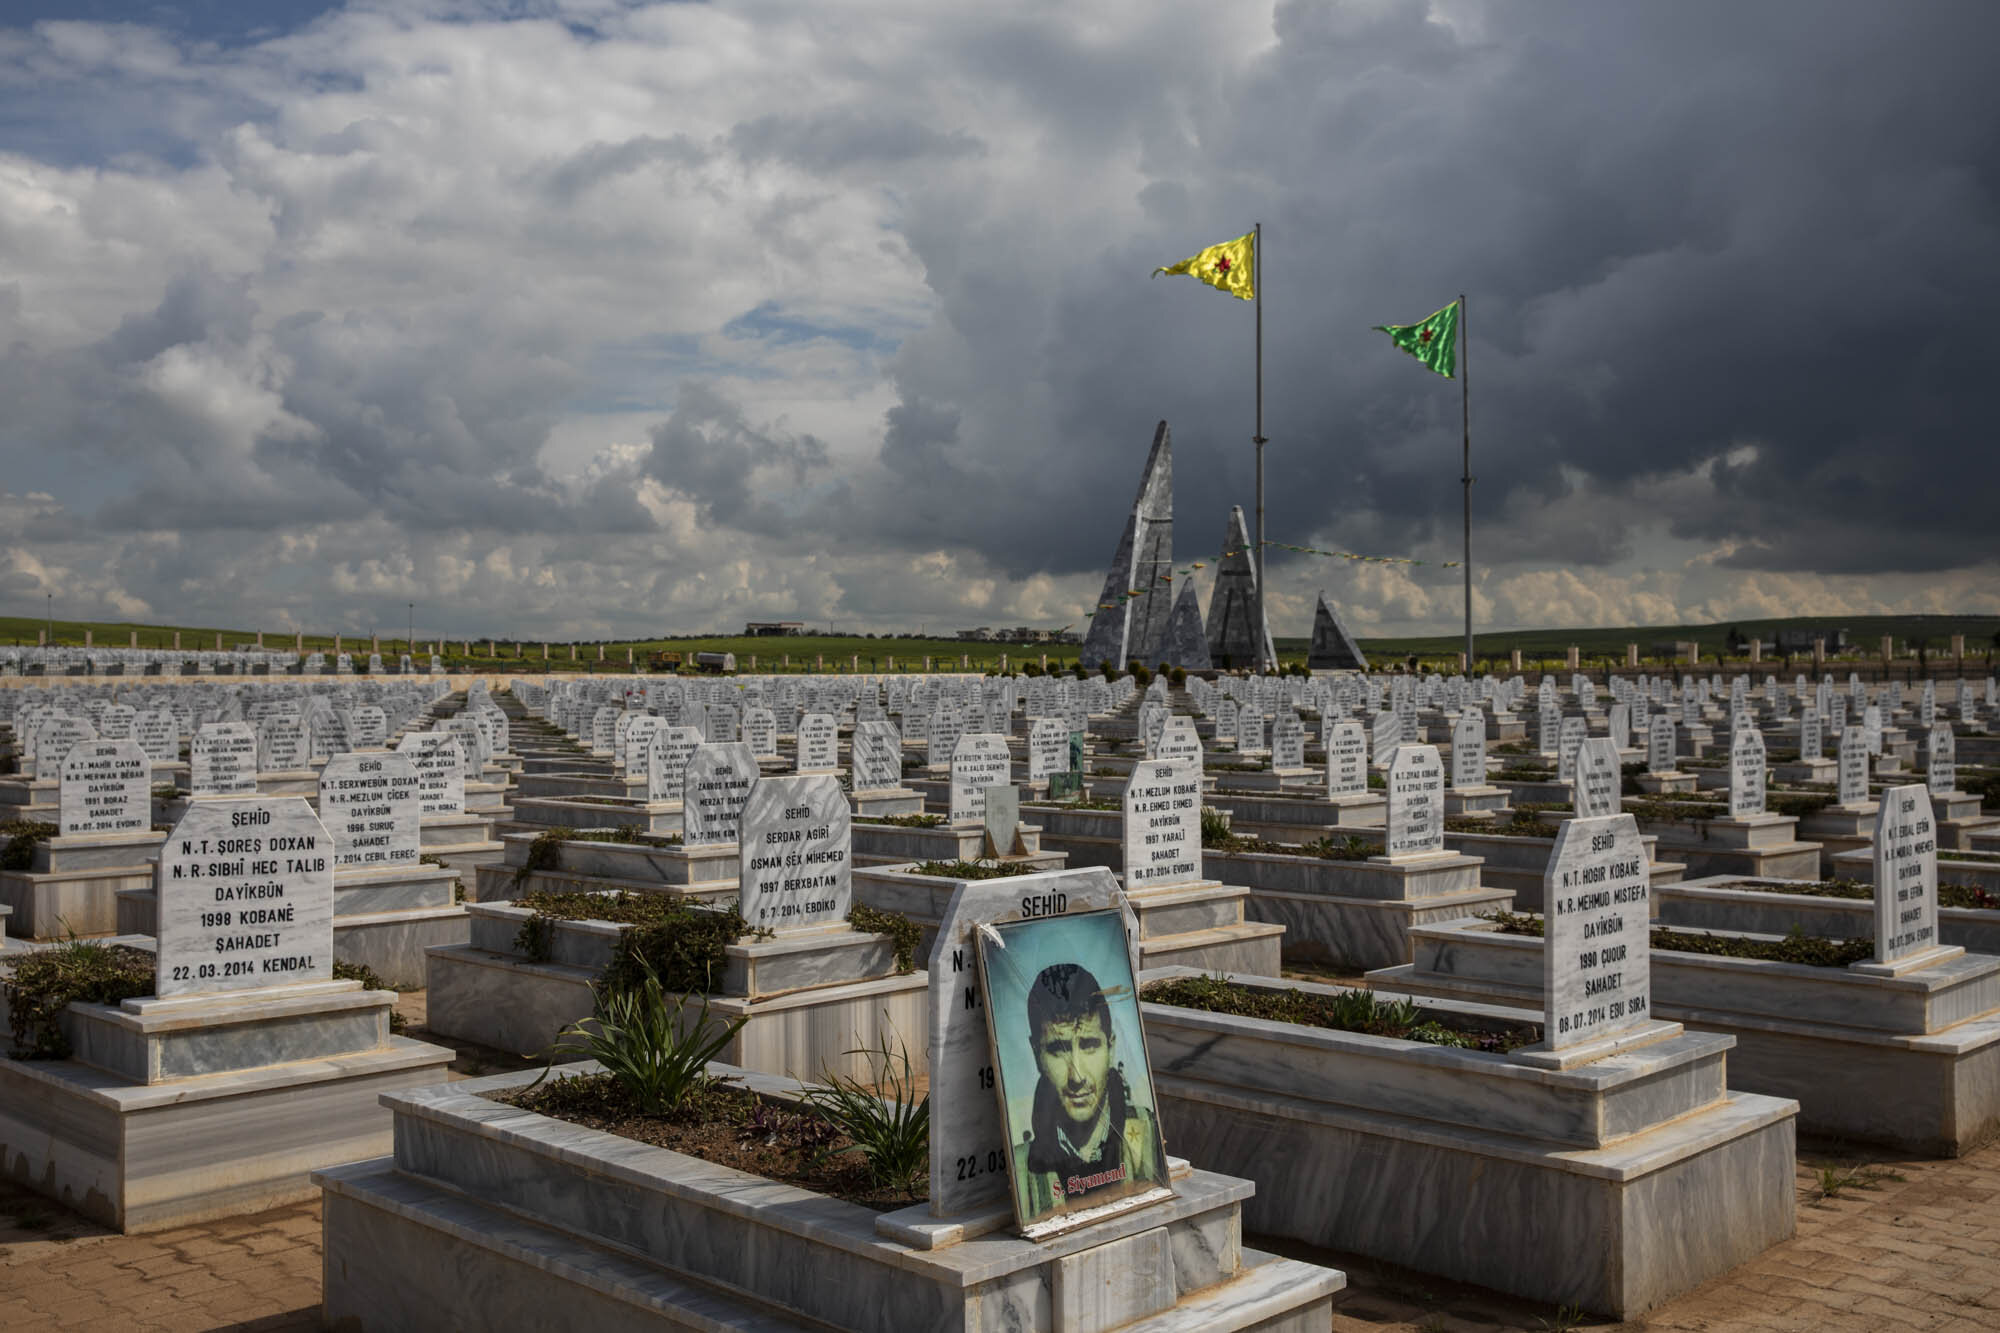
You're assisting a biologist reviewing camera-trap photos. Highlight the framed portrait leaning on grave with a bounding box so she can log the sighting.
[974,908,1172,1237]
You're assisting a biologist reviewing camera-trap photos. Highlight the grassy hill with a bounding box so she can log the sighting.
[4,613,1995,675]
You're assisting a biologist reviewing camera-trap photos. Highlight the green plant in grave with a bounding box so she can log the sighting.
[535,956,747,1116]
[799,1031,930,1196]
[4,939,155,1059]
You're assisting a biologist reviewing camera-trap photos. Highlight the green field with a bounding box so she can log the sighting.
[4,613,1995,675]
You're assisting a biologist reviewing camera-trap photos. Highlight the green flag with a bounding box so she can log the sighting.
[1373,299,1459,378]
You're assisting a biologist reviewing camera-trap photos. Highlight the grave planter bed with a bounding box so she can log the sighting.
[1137,965,1795,1318]
[423,893,926,1080]
[848,817,1061,870]
[1200,789,1386,844]
[1831,844,2000,896]
[468,828,719,904]
[1201,841,1511,971]
[1657,875,2000,956]
[0,942,451,1233]
[1437,824,1685,911]
[1619,800,1823,880]
[317,1061,1341,1331]
[1369,917,2000,1155]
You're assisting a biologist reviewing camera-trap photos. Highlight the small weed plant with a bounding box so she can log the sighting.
[799,1032,930,1196]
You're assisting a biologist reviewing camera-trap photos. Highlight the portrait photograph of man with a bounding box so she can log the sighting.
[975,908,1172,1235]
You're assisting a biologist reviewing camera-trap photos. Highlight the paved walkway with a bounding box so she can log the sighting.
[0,997,1994,1330]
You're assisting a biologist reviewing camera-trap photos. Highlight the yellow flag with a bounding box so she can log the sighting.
[1153,230,1254,300]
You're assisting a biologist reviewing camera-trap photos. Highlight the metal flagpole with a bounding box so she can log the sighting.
[1254,222,1267,671]
[1460,293,1473,671]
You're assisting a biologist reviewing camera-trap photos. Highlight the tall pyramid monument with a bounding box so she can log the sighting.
[1080,422,1184,670]
[1203,505,1275,671]
[1307,589,1369,671]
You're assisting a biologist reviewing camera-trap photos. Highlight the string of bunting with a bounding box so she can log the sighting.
[1096,541,1459,611]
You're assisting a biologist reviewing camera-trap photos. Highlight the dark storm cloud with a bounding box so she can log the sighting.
[870,0,2000,584]
[642,380,831,534]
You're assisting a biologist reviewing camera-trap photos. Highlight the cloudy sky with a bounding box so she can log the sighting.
[2,0,1995,643]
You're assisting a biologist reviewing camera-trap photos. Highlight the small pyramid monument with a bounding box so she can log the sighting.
[1306,589,1369,671]
[1203,505,1275,671]
[1080,422,1185,670]
[1157,580,1212,672]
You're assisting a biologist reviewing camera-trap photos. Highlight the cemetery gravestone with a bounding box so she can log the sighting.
[156,797,334,997]
[397,734,466,817]
[191,722,258,796]
[850,721,902,792]
[319,752,422,872]
[1371,710,1401,767]
[1026,717,1067,783]
[1574,737,1622,819]
[135,709,178,764]
[948,734,1012,824]
[925,867,1134,1215]
[1837,726,1870,808]
[1541,814,1651,1051]
[683,744,759,846]
[59,739,150,837]
[1270,713,1305,772]
[1728,728,1767,818]
[1557,716,1588,784]
[737,774,851,933]
[1872,786,1939,964]
[1122,758,1201,890]
[1927,724,1956,797]
[1158,715,1203,766]
[1800,708,1823,758]
[1647,715,1676,776]
[1327,720,1367,797]
[647,727,704,804]
[1451,710,1485,790]
[797,713,839,775]
[1383,745,1445,859]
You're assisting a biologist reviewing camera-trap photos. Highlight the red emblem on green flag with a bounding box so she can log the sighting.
[1373,299,1459,379]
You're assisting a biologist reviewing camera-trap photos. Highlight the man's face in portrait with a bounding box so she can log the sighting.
[1034,1012,1113,1134]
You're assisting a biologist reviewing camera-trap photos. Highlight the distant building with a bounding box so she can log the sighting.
[1773,628,1849,654]
[957,627,995,642]
[744,621,805,637]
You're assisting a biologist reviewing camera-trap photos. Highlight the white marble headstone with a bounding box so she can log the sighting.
[191,722,258,796]
[396,733,466,817]
[1121,758,1201,891]
[648,726,703,804]
[851,720,903,791]
[737,774,851,934]
[1926,723,1956,797]
[682,743,759,845]
[1542,813,1650,1052]
[1872,785,1939,964]
[1836,725,1870,808]
[59,739,150,838]
[1326,720,1367,797]
[1727,727,1766,818]
[1646,715,1676,776]
[1383,744,1445,859]
[796,713,839,775]
[318,751,422,872]
[1556,716,1587,784]
[156,797,334,998]
[948,734,1012,824]
[1450,710,1486,791]
[1026,717,1067,783]
[1573,737,1622,819]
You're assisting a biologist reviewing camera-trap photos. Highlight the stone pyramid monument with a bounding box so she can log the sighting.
[1307,589,1369,670]
[1158,579,1212,671]
[1203,505,1275,671]
[1080,422,1180,670]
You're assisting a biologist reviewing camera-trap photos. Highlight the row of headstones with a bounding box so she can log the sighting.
[53,728,470,849]
[1,646,452,676]
[9,679,457,771]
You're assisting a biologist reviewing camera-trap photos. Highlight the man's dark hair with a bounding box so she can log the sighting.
[1026,962,1112,1038]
